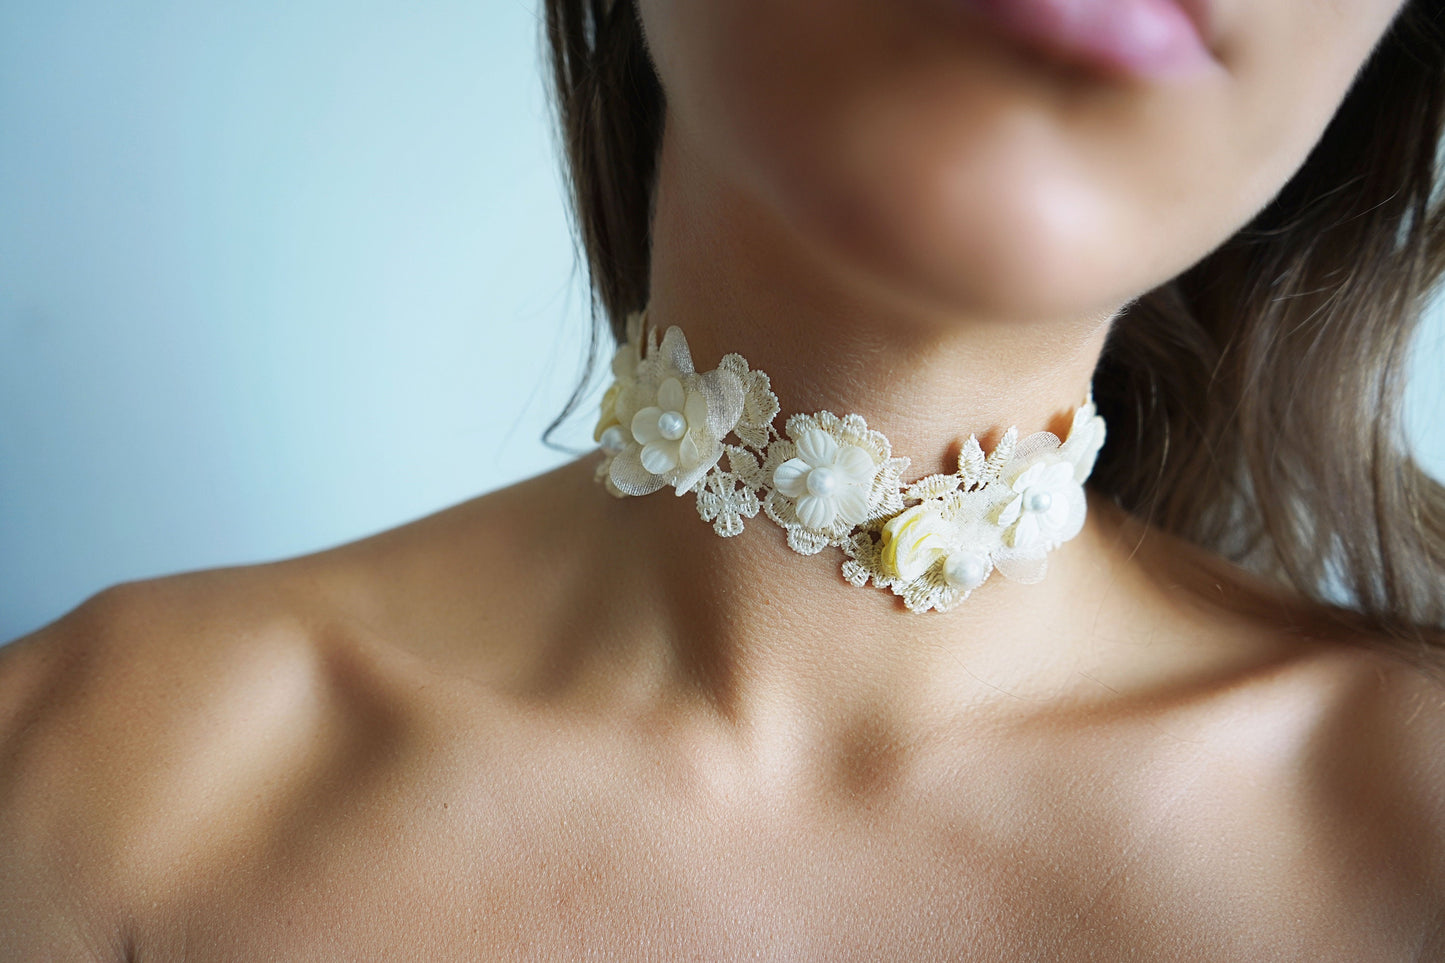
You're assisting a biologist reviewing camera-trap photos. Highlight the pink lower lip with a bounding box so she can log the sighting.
[954,0,1217,81]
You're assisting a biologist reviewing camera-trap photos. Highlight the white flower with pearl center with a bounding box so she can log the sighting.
[773,428,876,530]
[630,376,711,474]
[995,458,1086,552]
[600,322,746,498]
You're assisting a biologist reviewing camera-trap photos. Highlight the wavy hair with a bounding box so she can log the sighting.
[540,0,1445,677]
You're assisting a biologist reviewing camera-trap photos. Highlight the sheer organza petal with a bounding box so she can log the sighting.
[658,325,696,376]
[1012,431,1061,464]
[609,448,668,496]
[697,368,746,439]
[672,439,724,496]
[992,547,1048,583]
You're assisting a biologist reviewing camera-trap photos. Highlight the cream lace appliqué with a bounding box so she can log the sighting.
[593,310,1107,613]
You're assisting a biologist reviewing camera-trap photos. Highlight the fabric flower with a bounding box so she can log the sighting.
[593,311,647,452]
[773,428,876,529]
[606,324,746,497]
[879,502,951,582]
[630,376,712,474]
[878,494,1001,594]
[995,456,1087,553]
[859,400,1100,612]
[1057,398,1107,483]
[762,410,908,555]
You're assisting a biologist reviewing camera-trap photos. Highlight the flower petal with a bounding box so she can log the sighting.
[1059,406,1106,481]
[698,368,746,439]
[1073,417,1107,483]
[658,377,686,413]
[608,447,668,496]
[1041,488,1074,528]
[657,326,696,376]
[797,428,838,469]
[1047,485,1088,543]
[1011,461,1046,493]
[610,342,639,381]
[640,440,678,475]
[613,381,651,429]
[683,389,709,432]
[992,547,1048,584]
[596,381,619,419]
[1038,460,1075,491]
[796,493,835,530]
[996,493,1023,528]
[677,432,702,469]
[834,444,876,483]
[631,407,664,444]
[832,485,870,528]
[1010,513,1041,551]
[773,457,811,498]
[672,438,724,495]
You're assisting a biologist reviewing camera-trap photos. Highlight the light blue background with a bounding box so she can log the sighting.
[2,1,1443,643]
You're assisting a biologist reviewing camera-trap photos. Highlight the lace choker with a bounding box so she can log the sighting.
[592,308,1107,613]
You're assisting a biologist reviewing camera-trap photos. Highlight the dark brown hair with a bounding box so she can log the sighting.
[540,0,1445,676]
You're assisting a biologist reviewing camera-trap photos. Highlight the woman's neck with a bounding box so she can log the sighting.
[591,123,1157,742]
[644,124,1118,479]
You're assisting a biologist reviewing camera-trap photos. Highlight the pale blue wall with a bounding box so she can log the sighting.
[1,2,1443,643]
[0,1,599,642]
[1411,294,1445,485]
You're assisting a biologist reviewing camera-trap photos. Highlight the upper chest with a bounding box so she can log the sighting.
[121,668,1431,962]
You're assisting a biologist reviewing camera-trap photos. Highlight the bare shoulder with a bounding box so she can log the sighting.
[1301,640,1445,956]
[1127,518,1445,953]
[0,468,580,960]
[1354,646,1445,857]
[1299,637,1445,822]
[0,567,358,960]
[0,459,620,959]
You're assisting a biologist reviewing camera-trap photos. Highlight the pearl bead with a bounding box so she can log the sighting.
[943,553,987,587]
[1024,489,1052,514]
[806,466,837,496]
[657,410,687,441]
[600,425,627,453]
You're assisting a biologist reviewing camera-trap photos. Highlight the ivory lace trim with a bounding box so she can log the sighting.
[591,309,1107,613]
